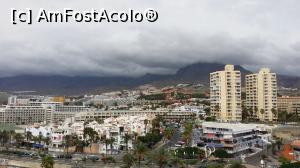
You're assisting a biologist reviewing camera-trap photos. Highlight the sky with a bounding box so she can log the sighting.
[1,0,300,77]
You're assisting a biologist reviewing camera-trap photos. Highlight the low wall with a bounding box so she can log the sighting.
[8,159,71,168]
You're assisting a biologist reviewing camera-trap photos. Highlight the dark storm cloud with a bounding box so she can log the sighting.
[1,0,300,77]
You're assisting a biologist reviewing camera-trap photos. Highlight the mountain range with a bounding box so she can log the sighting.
[0,63,299,95]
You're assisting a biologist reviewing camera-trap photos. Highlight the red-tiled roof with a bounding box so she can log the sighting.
[281,144,294,161]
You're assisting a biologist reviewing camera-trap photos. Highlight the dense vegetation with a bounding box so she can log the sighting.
[139,93,166,100]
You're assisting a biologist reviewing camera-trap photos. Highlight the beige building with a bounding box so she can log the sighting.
[0,105,50,124]
[278,96,300,115]
[210,65,242,122]
[246,68,277,121]
[72,109,195,122]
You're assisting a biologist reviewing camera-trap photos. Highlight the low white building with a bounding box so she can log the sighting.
[201,122,262,154]
[25,114,155,153]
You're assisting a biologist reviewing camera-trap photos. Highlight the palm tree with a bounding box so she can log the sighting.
[214,104,220,112]
[151,117,161,130]
[9,130,15,146]
[163,127,173,142]
[260,109,265,121]
[43,137,51,146]
[276,138,283,151]
[134,142,147,167]
[271,108,277,122]
[150,148,170,168]
[41,155,54,168]
[73,135,84,153]
[26,131,32,142]
[169,155,184,168]
[182,122,193,146]
[63,135,71,154]
[0,130,9,145]
[38,134,43,144]
[122,152,136,168]
[83,127,99,150]
[241,105,249,122]
[104,137,115,156]
[144,119,149,134]
[132,132,138,144]
[278,110,287,124]
[109,137,115,155]
[123,133,132,151]
[182,131,191,146]
[228,161,246,168]
[254,106,258,119]
[14,133,24,146]
[32,136,39,144]
[83,121,89,142]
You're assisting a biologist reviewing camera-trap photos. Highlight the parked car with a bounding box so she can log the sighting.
[87,155,100,162]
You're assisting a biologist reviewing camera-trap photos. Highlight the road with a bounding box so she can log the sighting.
[245,148,279,168]
[0,147,126,168]
[163,128,182,148]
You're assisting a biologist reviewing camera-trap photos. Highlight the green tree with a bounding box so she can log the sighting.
[108,137,115,155]
[242,104,249,122]
[271,108,277,118]
[83,127,99,149]
[123,133,132,151]
[260,109,265,121]
[182,122,193,146]
[151,117,161,130]
[38,134,43,144]
[144,119,149,134]
[122,152,136,168]
[132,132,138,144]
[134,142,147,166]
[41,155,54,168]
[43,137,51,146]
[278,110,287,123]
[207,162,224,168]
[104,137,115,155]
[163,127,174,142]
[254,106,258,118]
[149,148,170,168]
[213,149,230,159]
[9,130,15,145]
[280,162,300,168]
[104,138,109,156]
[14,133,24,145]
[228,161,246,168]
[169,155,185,168]
[0,130,9,145]
[64,134,77,154]
[278,156,291,165]
[26,131,32,142]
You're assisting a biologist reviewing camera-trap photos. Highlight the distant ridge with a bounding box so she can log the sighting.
[0,62,298,94]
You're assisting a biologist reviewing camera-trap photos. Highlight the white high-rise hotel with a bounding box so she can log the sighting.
[246,68,277,121]
[210,65,242,122]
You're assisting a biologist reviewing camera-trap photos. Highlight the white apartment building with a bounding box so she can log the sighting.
[201,122,260,154]
[246,68,277,121]
[210,65,242,122]
[25,115,154,152]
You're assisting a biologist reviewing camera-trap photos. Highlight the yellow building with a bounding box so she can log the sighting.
[278,96,300,115]
[246,68,277,121]
[210,65,242,122]
[51,96,65,103]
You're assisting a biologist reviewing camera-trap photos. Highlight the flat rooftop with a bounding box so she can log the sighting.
[202,122,258,132]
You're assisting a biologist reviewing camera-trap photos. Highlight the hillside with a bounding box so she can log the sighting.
[0,62,298,95]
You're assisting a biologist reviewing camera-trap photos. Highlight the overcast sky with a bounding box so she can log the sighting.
[1,0,300,77]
